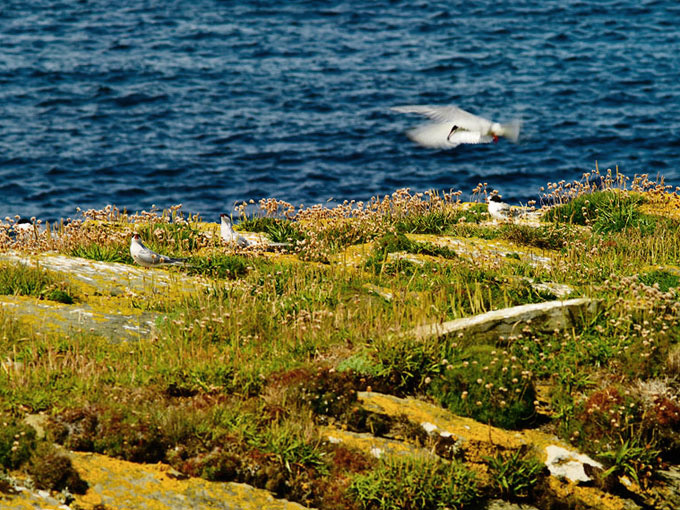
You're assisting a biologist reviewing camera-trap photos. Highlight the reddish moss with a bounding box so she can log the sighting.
[330,444,374,474]
[583,387,623,415]
[653,397,680,427]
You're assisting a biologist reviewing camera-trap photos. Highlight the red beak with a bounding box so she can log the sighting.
[493,134,499,143]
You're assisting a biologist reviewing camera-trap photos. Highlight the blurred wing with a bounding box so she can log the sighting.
[392,105,493,133]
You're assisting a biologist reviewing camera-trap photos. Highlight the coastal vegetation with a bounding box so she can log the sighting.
[1,168,679,509]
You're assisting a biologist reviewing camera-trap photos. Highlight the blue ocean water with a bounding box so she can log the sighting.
[1,0,679,221]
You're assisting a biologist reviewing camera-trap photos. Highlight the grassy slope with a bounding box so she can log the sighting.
[1,172,680,509]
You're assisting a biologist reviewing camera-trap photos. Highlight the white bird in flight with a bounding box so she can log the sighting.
[220,214,253,247]
[391,105,520,149]
[130,234,185,267]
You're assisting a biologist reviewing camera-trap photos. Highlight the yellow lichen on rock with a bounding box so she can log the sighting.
[68,451,311,510]
[547,477,630,510]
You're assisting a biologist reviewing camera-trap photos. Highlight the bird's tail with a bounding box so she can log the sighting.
[500,119,521,143]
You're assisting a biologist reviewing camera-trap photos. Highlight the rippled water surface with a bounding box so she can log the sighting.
[1,0,679,220]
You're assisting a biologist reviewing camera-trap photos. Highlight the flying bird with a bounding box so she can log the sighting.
[391,105,520,149]
[220,214,253,247]
[130,234,185,267]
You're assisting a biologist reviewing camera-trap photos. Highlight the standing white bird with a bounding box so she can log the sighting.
[487,195,514,221]
[391,105,520,149]
[220,214,252,247]
[130,234,185,267]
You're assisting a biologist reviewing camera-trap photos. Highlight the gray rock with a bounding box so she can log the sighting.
[410,298,599,344]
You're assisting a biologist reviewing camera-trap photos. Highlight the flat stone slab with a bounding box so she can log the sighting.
[410,298,600,343]
[0,295,157,342]
[0,251,207,296]
[0,252,212,342]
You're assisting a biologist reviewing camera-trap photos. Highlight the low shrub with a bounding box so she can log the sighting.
[432,345,536,429]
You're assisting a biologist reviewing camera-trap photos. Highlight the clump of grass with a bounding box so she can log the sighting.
[444,221,581,252]
[374,232,457,259]
[540,166,674,235]
[500,224,576,250]
[485,446,545,501]
[133,218,208,255]
[348,455,479,510]
[0,262,75,303]
[70,242,131,263]
[432,345,536,429]
[337,353,382,377]
[235,188,467,262]
[395,202,486,234]
[370,335,441,395]
[239,217,304,244]
[250,419,328,475]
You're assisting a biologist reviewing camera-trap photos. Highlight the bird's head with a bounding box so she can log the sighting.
[220,213,231,224]
[132,233,141,240]
[490,122,503,143]
[489,195,503,203]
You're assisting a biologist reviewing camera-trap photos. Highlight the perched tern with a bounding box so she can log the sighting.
[487,195,515,221]
[391,105,520,149]
[130,234,185,267]
[220,214,252,247]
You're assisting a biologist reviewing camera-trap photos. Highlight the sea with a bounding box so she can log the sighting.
[1,0,679,222]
